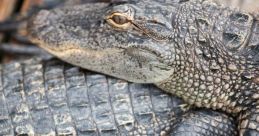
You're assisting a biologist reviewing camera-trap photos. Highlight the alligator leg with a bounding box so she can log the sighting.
[170,109,237,136]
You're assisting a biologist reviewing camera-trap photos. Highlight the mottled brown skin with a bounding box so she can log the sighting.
[27,0,259,135]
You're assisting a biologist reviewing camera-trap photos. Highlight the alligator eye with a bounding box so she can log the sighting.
[111,15,129,25]
[106,13,132,29]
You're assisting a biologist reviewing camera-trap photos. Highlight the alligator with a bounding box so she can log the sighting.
[26,0,259,135]
[0,58,237,135]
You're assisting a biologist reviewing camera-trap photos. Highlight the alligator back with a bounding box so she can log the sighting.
[0,58,237,135]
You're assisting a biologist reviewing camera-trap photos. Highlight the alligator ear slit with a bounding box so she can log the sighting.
[131,22,142,30]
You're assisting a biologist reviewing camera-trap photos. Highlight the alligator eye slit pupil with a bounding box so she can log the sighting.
[112,15,129,25]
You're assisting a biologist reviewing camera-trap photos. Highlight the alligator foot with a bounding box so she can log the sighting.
[170,109,238,136]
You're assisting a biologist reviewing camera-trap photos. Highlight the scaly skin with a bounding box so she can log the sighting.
[0,58,237,135]
[27,0,259,135]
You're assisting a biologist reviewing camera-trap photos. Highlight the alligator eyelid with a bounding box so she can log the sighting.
[108,8,133,18]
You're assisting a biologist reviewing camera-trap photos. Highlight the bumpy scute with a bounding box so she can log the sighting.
[0,58,237,135]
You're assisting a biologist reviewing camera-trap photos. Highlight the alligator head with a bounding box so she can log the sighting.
[28,1,177,83]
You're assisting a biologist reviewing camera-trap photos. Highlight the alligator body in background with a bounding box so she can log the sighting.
[0,58,237,135]
[27,0,259,135]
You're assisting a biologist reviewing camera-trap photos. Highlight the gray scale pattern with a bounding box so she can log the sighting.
[0,58,237,135]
